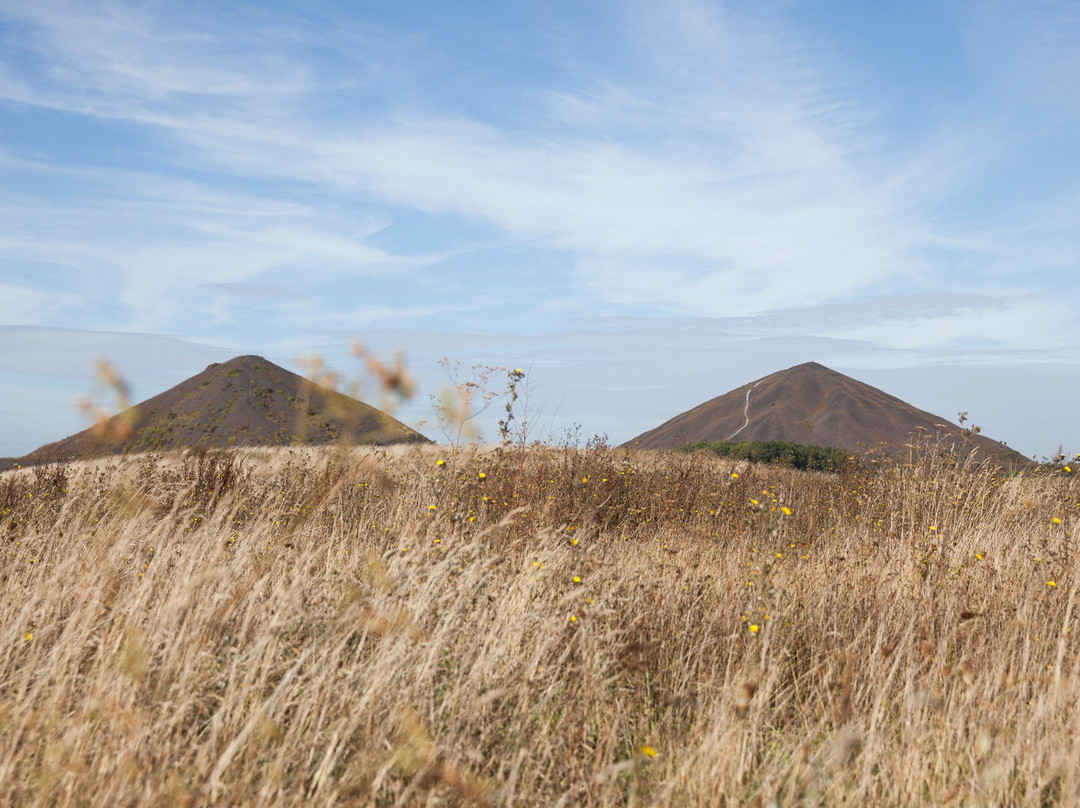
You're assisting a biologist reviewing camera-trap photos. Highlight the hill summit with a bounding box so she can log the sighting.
[11,355,429,466]
[625,361,1021,462]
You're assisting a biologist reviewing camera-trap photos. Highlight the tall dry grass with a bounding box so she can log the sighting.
[0,445,1077,806]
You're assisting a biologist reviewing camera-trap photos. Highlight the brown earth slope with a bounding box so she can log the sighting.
[625,361,1022,462]
[8,355,429,467]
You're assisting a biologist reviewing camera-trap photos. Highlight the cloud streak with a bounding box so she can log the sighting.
[1,0,931,317]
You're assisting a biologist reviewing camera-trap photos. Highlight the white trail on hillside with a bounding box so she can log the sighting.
[727,380,763,441]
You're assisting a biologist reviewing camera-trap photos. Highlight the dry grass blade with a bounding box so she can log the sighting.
[0,442,1077,805]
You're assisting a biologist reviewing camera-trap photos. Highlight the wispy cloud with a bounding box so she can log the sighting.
[2,1,1072,312]
[0,284,80,325]
[0,0,317,105]
[201,283,296,300]
[1,0,930,319]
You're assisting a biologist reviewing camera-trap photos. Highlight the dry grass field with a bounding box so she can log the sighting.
[1,444,1078,806]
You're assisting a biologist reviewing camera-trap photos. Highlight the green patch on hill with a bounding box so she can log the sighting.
[676,439,852,472]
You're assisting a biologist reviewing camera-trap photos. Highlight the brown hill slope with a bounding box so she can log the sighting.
[625,361,1022,462]
[10,355,429,467]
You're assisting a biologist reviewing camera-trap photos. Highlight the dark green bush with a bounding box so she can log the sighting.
[676,439,852,472]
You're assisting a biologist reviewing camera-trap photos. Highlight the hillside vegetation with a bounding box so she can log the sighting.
[625,361,1024,466]
[676,439,852,472]
[1,445,1078,806]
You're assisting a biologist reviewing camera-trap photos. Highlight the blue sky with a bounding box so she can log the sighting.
[1,0,1078,458]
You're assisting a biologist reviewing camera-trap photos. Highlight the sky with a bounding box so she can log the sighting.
[1,0,1078,459]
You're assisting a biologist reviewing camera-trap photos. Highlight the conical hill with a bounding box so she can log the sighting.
[12,355,429,466]
[625,362,1022,463]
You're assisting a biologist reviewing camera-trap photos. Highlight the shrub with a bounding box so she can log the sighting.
[677,439,852,472]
